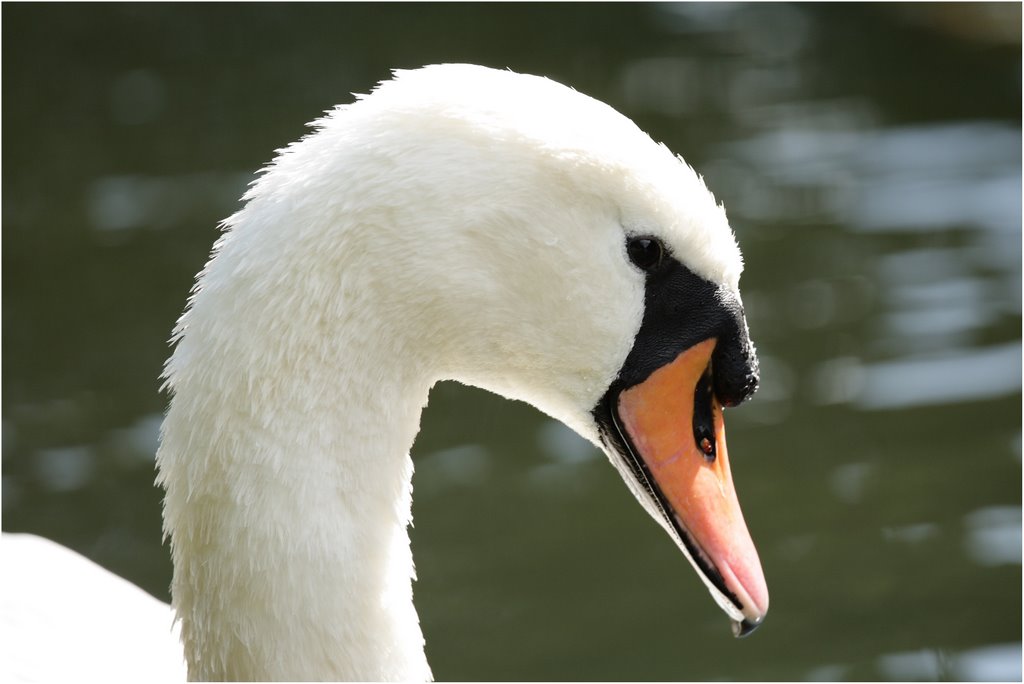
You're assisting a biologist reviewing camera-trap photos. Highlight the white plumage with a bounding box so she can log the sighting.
[2,64,749,681]
[0,534,185,681]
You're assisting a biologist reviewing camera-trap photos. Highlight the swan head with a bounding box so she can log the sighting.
[197,63,767,644]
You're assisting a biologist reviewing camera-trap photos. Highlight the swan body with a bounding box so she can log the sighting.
[0,534,185,682]
[4,64,768,681]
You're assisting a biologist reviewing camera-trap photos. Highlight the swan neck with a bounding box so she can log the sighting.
[158,279,435,680]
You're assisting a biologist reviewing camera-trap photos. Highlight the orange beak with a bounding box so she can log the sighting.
[616,338,768,634]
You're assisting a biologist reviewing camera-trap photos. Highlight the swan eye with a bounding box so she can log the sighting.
[626,236,664,272]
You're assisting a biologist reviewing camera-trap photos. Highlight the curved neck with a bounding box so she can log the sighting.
[157,238,436,679]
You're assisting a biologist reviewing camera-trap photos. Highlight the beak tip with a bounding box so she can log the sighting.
[731,615,765,638]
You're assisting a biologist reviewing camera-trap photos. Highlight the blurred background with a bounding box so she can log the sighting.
[2,4,1020,681]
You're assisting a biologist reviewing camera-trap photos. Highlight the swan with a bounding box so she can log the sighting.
[1,533,187,682]
[1,63,768,681]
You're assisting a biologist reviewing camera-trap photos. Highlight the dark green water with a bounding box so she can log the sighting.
[3,4,1020,681]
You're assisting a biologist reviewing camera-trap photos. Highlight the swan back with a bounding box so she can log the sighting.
[0,534,186,682]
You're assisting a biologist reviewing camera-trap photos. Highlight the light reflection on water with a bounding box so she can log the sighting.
[808,641,1024,682]
[3,4,1019,682]
[731,123,1020,233]
[416,444,492,496]
[728,110,1021,425]
[33,446,96,492]
[856,342,1021,410]
[829,462,874,505]
[88,173,249,233]
[875,642,1022,681]
[964,505,1023,567]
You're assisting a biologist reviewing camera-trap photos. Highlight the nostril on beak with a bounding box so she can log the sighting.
[692,365,717,462]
